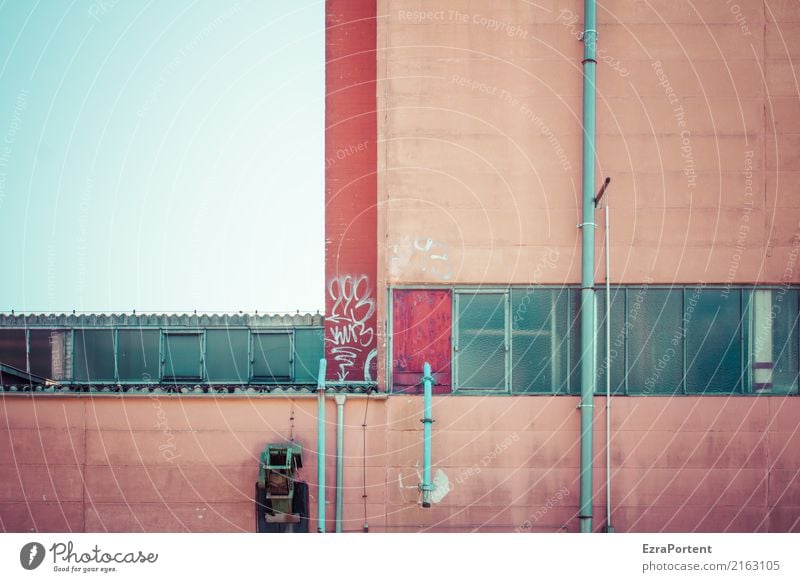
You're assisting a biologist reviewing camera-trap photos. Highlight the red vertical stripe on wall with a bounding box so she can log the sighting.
[392,289,452,394]
[324,0,377,383]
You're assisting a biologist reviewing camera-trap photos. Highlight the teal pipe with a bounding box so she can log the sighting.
[334,393,346,532]
[420,362,434,508]
[579,0,598,534]
[316,359,327,533]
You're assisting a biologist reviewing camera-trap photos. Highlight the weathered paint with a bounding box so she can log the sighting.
[2,395,800,532]
[324,0,378,382]
[392,289,452,393]
[378,1,800,286]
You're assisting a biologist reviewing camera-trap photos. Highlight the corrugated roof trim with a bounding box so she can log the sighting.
[0,312,324,327]
[0,383,375,395]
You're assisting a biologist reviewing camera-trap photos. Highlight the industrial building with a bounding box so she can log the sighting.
[2,0,800,532]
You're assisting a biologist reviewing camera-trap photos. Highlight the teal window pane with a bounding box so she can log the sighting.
[596,288,626,394]
[456,293,506,390]
[627,289,683,394]
[686,289,742,393]
[117,330,159,381]
[0,329,27,371]
[294,328,323,383]
[29,330,67,380]
[751,289,799,394]
[163,333,203,380]
[74,329,115,382]
[511,289,568,393]
[252,332,292,380]
[772,289,799,393]
[568,288,582,394]
[205,329,248,382]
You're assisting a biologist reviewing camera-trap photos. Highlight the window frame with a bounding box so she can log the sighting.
[388,284,800,397]
[250,329,294,383]
[72,327,117,383]
[161,329,205,382]
[452,288,511,394]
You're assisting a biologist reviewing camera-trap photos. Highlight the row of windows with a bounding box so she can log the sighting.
[451,287,799,394]
[0,327,324,384]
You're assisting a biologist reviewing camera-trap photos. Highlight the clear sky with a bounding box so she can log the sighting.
[0,0,324,314]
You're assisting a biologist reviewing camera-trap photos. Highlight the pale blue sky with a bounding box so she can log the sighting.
[0,0,324,313]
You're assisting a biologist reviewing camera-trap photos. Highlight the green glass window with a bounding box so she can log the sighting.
[772,289,799,393]
[627,289,683,394]
[117,329,160,381]
[568,289,582,394]
[686,288,742,393]
[596,288,626,394]
[511,289,568,393]
[205,329,248,382]
[751,289,799,394]
[455,292,508,391]
[28,329,67,380]
[252,332,292,381]
[163,333,203,380]
[74,329,115,382]
[294,328,323,383]
[0,329,27,371]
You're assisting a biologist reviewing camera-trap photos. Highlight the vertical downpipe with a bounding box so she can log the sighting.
[579,0,598,534]
[334,393,346,532]
[317,359,327,533]
[420,362,434,508]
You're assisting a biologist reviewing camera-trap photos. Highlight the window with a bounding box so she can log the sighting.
[163,332,203,380]
[0,329,27,371]
[596,288,626,395]
[751,289,799,394]
[627,289,684,394]
[454,292,508,391]
[28,329,67,381]
[74,329,115,382]
[205,329,249,382]
[511,288,568,393]
[685,288,742,393]
[117,329,159,381]
[252,331,292,381]
[293,328,324,383]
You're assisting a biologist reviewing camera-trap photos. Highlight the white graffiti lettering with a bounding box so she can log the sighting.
[327,274,377,381]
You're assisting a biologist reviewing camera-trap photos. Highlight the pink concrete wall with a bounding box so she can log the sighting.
[0,396,387,533]
[378,0,800,287]
[368,1,800,533]
[2,395,799,532]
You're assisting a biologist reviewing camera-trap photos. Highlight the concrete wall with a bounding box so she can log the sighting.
[378,0,800,287]
[0,396,387,533]
[2,395,799,532]
[365,0,800,534]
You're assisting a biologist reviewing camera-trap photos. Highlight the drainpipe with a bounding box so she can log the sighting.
[579,0,598,534]
[420,362,434,508]
[316,359,327,533]
[334,393,346,532]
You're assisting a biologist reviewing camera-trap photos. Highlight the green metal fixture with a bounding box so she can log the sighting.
[255,442,308,532]
[317,358,327,533]
[579,0,598,534]
[334,393,346,532]
[420,362,434,508]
